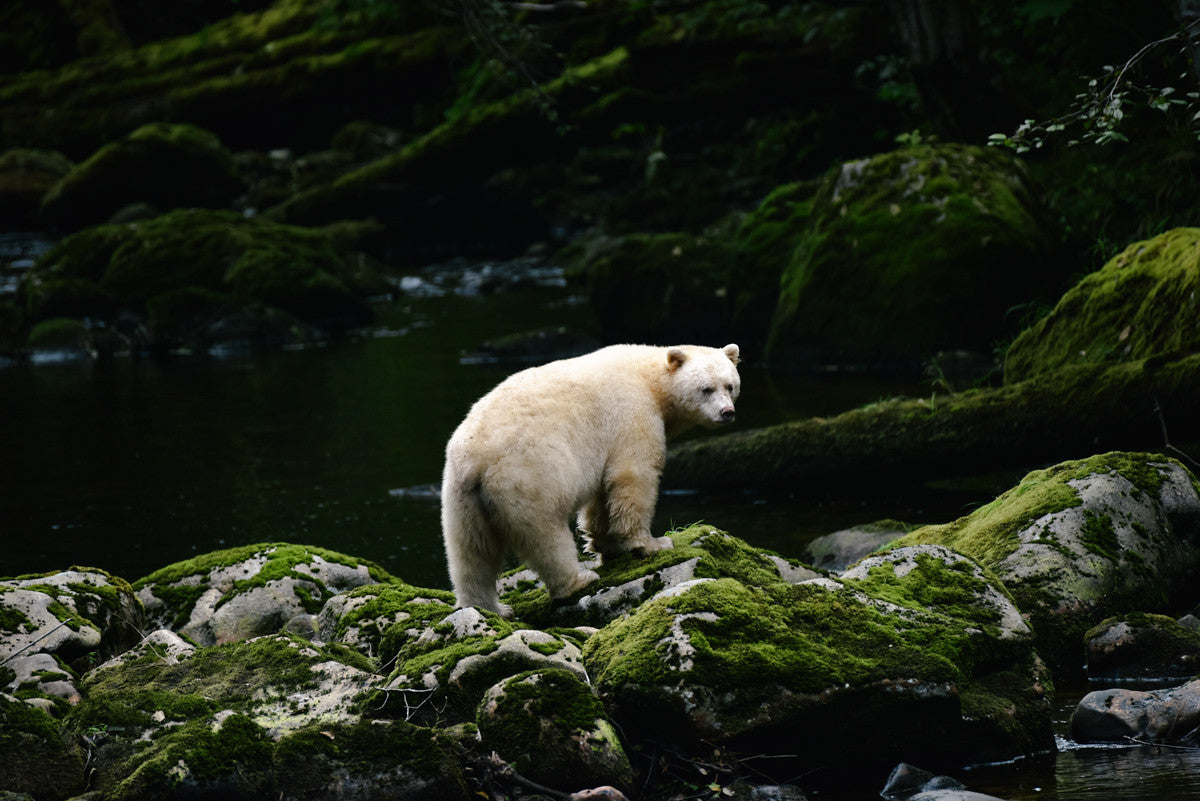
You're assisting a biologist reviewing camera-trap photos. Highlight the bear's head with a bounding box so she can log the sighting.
[666,343,741,429]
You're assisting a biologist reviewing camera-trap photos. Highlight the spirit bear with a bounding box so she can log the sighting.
[441,343,741,617]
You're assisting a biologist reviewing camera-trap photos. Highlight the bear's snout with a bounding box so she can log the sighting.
[719,406,736,423]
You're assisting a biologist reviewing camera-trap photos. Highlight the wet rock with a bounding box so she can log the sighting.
[802,520,908,573]
[881,763,965,800]
[476,668,633,795]
[582,539,1052,771]
[25,316,95,363]
[895,452,1200,677]
[41,122,242,230]
[1085,613,1200,682]
[1071,679,1200,743]
[133,543,393,646]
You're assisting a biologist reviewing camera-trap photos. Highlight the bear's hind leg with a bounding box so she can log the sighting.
[443,481,513,618]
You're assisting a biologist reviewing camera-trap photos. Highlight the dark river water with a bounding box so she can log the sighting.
[3,255,1199,800]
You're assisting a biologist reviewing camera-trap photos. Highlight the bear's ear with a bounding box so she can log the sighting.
[667,347,687,371]
[723,343,740,365]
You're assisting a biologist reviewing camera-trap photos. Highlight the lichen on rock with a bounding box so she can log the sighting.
[895,452,1200,677]
[133,542,394,646]
[582,541,1052,771]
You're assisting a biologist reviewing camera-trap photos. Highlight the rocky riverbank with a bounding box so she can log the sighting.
[4,450,1200,800]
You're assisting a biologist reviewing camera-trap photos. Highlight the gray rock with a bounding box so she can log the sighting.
[134,543,390,646]
[1085,613,1200,681]
[1071,679,1200,743]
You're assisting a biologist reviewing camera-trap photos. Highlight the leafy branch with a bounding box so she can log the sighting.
[989,16,1200,152]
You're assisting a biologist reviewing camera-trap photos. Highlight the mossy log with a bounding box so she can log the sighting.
[663,354,1200,491]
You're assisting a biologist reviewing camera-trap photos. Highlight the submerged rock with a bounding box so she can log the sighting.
[895,452,1200,677]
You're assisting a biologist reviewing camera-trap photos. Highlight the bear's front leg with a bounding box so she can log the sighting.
[603,463,674,559]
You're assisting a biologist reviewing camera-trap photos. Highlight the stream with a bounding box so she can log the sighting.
[2,253,1199,800]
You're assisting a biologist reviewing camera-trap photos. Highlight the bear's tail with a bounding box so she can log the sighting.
[441,466,511,616]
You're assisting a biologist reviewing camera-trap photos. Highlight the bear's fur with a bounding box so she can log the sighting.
[441,343,741,617]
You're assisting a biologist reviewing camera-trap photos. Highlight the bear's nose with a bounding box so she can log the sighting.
[720,406,736,422]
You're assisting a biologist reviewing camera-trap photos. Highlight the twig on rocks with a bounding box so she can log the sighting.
[1154,394,1200,472]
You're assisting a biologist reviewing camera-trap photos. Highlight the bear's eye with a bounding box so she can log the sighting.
[701,387,715,395]
[725,384,733,392]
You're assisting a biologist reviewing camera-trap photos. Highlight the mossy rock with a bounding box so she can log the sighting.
[500,524,821,626]
[766,143,1060,367]
[0,147,73,226]
[273,719,472,801]
[895,452,1200,677]
[40,122,242,229]
[376,606,588,725]
[582,542,1051,770]
[316,581,457,662]
[25,316,93,358]
[0,567,145,680]
[1084,612,1200,682]
[133,542,396,646]
[567,231,736,343]
[1005,227,1200,383]
[70,631,379,744]
[0,693,85,799]
[476,668,633,795]
[25,208,377,332]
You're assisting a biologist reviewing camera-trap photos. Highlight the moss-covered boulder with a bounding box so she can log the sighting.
[25,316,94,363]
[68,629,472,800]
[583,542,1052,771]
[0,693,85,800]
[23,208,379,341]
[500,525,821,626]
[0,148,73,227]
[1084,612,1200,682]
[476,668,633,796]
[40,122,242,229]
[376,606,589,725]
[1005,227,1200,383]
[766,144,1060,367]
[0,567,144,707]
[895,452,1200,677]
[133,542,395,646]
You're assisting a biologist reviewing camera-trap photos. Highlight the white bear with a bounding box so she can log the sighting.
[441,343,741,617]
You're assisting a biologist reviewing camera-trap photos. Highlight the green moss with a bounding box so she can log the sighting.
[26,211,376,331]
[1006,227,1200,382]
[1078,509,1120,561]
[765,143,1060,365]
[586,577,965,695]
[104,715,273,799]
[893,452,1179,571]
